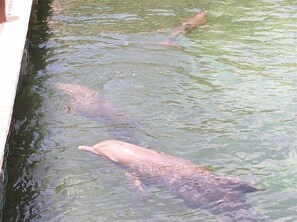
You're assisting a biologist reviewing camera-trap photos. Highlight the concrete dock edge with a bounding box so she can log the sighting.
[0,0,33,172]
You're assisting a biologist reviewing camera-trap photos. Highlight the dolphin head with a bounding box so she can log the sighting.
[55,82,77,95]
[55,82,98,98]
[78,140,163,166]
[78,143,121,163]
[183,11,208,31]
[78,140,138,165]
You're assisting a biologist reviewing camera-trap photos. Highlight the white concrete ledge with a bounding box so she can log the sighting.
[0,0,33,171]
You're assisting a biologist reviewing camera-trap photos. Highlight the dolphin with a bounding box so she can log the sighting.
[170,11,208,38]
[156,11,208,47]
[55,83,136,142]
[79,140,264,221]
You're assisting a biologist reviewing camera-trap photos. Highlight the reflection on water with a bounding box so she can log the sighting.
[2,0,297,221]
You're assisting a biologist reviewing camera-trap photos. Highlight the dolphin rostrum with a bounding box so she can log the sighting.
[79,140,264,221]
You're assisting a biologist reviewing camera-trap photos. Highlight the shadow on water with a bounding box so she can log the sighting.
[1,1,53,220]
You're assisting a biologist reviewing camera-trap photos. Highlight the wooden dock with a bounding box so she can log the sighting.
[0,0,33,171]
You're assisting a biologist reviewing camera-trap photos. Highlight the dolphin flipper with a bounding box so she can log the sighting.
[125,172,148,201]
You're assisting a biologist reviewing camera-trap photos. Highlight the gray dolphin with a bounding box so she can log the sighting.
[55,83,136,142]
[79,140,264,221]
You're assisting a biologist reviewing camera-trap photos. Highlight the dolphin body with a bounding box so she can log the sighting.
[79,140,264,221]
[55,83,136,142]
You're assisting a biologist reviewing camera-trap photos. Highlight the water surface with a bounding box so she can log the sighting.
[2,0,297,221]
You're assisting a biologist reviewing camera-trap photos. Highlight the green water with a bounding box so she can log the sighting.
[2,0,297,221]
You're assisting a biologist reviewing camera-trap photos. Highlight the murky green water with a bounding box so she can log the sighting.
[2,0,297,221]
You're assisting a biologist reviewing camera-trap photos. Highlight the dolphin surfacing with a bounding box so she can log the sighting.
[170,11,208,37]
[79,140,263,221]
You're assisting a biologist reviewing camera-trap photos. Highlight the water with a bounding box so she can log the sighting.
[2,0,297,221]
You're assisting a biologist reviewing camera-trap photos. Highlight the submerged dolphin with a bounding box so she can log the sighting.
[79,140,264,221]
[55,83,136,142]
